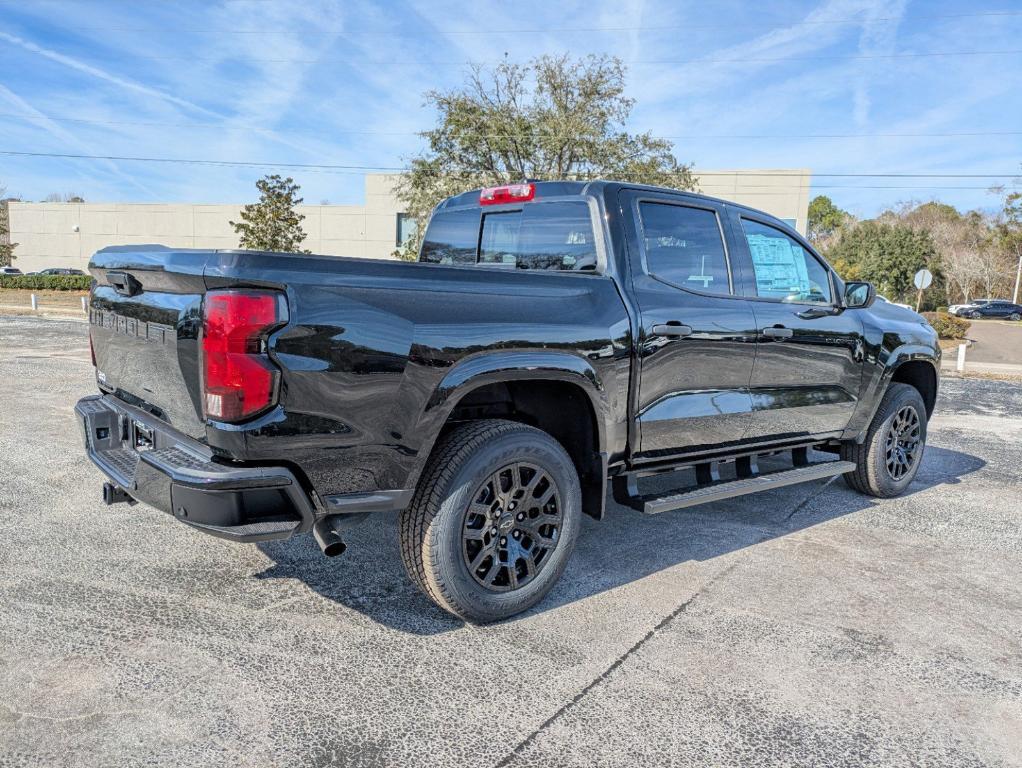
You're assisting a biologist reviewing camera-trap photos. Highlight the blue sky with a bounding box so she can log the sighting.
[1,0,1020,218]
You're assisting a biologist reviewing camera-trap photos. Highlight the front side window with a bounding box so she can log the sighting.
[638,202,731,294]
[741,219,832,303]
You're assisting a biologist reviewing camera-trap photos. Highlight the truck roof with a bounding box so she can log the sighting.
[437,179,793,231]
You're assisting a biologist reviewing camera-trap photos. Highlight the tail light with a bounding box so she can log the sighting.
[201,290,287,422]
[480,183,535,205]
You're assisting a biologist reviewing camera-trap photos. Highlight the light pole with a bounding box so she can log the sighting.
[1013,246,1021,305]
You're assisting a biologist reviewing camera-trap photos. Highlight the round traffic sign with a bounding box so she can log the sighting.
[913,269,933,290]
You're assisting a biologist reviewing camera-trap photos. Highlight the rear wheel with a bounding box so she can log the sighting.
[399,419,581,623]
[841,383,927,498]
[1009,312,1021,322]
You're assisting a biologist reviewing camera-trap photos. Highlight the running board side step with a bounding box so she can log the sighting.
[634,461,855,516]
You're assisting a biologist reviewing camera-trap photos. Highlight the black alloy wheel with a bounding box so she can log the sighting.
[461,462,562,592]
[884,404,921,481]
[399,419,582,623]
[841,382,928,498]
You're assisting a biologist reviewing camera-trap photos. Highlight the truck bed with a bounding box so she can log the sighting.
[87,245,631,500]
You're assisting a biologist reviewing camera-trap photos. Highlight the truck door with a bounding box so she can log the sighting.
[620,190,760,455]
[726,208,866,440]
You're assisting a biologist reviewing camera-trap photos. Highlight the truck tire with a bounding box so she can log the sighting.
[841,382,928,498]
[399,419,582,623]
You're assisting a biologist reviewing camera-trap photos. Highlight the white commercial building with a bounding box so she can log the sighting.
[3,170,810,274]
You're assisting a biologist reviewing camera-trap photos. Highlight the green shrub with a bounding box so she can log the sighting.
[936,306,948,313]
[921,311,970,339]
[0,274,92,291]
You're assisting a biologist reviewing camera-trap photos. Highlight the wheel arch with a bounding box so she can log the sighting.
[889,356,939,418]
[845,344,940,443]
[412,352,612,519]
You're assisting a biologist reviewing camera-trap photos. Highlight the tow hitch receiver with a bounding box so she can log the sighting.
[132,420,154,450]
[102,482,136,506]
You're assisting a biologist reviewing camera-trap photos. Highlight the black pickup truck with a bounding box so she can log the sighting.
[77,180,940,622]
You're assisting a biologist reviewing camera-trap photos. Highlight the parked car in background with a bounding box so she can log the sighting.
[959,300,1022,321]
[0,266,23,275]
[37,267,86,275]
[948,299,994,316]
[76,180,941,622]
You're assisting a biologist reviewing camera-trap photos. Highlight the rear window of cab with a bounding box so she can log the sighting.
[420,201,597,272]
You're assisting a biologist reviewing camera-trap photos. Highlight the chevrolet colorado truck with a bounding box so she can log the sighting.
[76,180,940,622]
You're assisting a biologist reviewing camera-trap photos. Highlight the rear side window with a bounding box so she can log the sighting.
[741,219,832,304]
[420,208,479,265]
[480,202,597,271]
[638,202,731,294]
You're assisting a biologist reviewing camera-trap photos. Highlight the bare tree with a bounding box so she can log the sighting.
[43,192,86,203]
[892,202,1001,303]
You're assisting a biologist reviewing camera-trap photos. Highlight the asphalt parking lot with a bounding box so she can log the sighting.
[963,319,1022,365]
[2,315,1020,768]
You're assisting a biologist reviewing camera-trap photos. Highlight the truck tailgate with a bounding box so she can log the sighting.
[88,247,208,438]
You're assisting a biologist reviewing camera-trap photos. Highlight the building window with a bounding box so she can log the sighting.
[396,213,418,247]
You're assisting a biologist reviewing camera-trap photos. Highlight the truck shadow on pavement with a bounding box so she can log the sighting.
[255,446,984,635]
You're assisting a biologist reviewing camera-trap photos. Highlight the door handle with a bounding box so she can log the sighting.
[762,326,794,339]
[651,323,693,337]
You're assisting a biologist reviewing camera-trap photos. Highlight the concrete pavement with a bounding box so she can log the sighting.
[1,316,1020,767]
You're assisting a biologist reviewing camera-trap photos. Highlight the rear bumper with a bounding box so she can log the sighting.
[75,394,317,542]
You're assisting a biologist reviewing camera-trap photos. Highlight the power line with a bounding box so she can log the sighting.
[11,49,1020,67]
[1,150,1019,181]
[3,111,1019,141]
[0,150,385,175]
[12,10,1018,36]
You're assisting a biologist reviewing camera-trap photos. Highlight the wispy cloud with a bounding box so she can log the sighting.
[0,83,156,196]
[0,0,1018,213]
[852,0,908,126]
[0,30,221,117]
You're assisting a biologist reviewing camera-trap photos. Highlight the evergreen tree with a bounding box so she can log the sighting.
[231,175,309,253]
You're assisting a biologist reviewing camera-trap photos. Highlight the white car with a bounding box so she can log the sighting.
[0,266,23,275]
[949,299,995,316]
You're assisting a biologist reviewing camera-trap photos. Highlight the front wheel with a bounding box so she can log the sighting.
[841,383,928,498]
[400,419,582,623]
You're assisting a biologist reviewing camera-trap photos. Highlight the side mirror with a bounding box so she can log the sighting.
[844,281,876,309]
